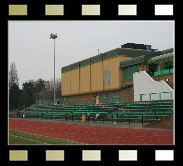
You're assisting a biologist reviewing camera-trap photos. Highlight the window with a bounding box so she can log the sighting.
[148,64,158,76]
[128,84,133,88]
[164,61,173,70]
[123,65,139,81]
[105,71,111,84]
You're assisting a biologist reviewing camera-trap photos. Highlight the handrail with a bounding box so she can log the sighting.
[134,91,173,102]
[34,91,174,106]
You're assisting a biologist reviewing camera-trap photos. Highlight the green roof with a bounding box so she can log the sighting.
[120,55,146,68]
[148,51,174,63]
[120,48,174,68]
[61,47,152,73]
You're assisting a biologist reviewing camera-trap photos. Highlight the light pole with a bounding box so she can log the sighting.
[50,33,58,103]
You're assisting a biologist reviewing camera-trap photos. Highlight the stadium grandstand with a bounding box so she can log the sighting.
[12,43,174,127]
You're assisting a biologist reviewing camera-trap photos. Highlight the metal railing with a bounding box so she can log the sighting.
[33,91,174,106]
[134,91,174,102]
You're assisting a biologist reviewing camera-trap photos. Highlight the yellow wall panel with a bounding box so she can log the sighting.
[61,56,133,96]
[70,69,80,95]
[91,62,103,92]
[103,56,132,91]
[139,64,148,71]
[80,65,91,93]
[61,72,71,96]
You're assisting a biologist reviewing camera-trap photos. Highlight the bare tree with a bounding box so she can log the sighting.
[41,78,62,101]
[9,62,19,88]
[50,78,61,90]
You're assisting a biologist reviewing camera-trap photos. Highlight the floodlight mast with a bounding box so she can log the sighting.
[50,33,58,103]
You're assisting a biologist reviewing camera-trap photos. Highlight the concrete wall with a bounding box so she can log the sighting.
[133,71,174,101]
[152,74,174,89]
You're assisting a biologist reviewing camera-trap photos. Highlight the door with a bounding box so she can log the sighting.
[96,96,100,104]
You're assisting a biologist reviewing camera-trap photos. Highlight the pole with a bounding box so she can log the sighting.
[54,39,56,103]
[36,95,37,105]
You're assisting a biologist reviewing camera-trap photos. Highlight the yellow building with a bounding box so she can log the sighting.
[61,43,174,104]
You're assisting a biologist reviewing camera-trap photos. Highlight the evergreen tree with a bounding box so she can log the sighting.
[9,62,20,110]
[9,83,21,110]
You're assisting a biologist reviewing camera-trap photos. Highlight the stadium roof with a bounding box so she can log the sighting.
[61,47,152,73]
[120,48,174,68]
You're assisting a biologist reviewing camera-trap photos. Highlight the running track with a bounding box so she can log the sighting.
[9,119,173,145]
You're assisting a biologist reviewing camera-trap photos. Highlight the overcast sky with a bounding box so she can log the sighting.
[9,21,174,88]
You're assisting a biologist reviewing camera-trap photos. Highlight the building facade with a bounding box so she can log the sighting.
[61,43,174,104]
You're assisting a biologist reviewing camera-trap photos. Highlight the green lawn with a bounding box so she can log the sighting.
[9,129,83,145]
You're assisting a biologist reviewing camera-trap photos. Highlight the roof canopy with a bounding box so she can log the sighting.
[61,47,152,73]
[120,48,174,68]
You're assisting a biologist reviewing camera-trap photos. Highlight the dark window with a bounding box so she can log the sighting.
[164,61,173,70]
[123,65,139,81]
[148,64,158,76]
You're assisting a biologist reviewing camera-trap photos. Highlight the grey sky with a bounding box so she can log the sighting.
[9,21,174,88]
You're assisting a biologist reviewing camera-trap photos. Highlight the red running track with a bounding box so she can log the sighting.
[9,119,173,145]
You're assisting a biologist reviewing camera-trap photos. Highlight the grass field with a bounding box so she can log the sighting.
[9,129,83,145]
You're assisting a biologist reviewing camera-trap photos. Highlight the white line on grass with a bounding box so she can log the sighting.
[9,134,48,145]
[9,129,84,144]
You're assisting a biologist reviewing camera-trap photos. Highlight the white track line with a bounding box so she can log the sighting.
[9,134,48,145]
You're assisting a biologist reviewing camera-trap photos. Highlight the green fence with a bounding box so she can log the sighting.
[12,97,173,126]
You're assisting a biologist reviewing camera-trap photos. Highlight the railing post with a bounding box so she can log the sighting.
[129,115,131,125]
[159,93,162,100]
[51,114,52,120]
[117,114,118,124]
[140,94,142,102]
[142,114,143,125]
[170,92,173,100]
[106,96,107,104]
[123,93,125,104]
[149,93,151,101]
[160,60,162,75]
